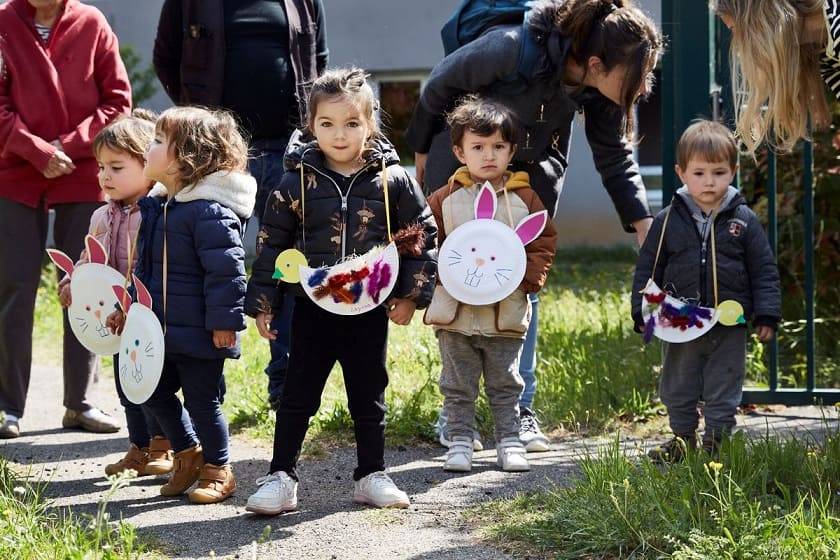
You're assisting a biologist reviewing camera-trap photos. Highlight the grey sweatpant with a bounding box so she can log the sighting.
[660,324,747,438]
[0,199,101,418]
[438,330,525,443]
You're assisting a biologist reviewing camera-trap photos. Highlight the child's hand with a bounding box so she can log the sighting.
[58,283,72,307]
[386,298,416,325]
[213,330,236,349]
[755,325,775,343]
[106,309,126,335]
[254,312,277,340]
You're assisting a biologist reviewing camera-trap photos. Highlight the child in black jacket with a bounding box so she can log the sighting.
[631,120,781,461]
[244,68,437,514]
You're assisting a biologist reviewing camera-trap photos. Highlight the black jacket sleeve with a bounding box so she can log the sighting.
[631,207,669,331]
[405,28,521,154]
[583,95,652,232]
[153,0,183,103]
[313,0,329,74]
[388,166,438,308]
[744,211,781,328]
[244,173,300,317]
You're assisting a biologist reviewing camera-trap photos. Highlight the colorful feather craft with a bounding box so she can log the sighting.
[643,315,656,344]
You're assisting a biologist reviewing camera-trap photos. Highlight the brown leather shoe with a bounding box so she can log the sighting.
[145,436,174,475]
[62,408,120,433]
[105,444,149,476]
[188,463,236,504]
[160,445,204,496]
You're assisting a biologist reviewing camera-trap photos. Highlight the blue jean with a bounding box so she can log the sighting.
[113,353,163,448]
[250,142,295,402]
[143,354,229,465]
[518,293,539,410]
[248,140,295,402]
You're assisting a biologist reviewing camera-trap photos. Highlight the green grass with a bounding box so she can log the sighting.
[0,456,145,559]
[471,428,840,559]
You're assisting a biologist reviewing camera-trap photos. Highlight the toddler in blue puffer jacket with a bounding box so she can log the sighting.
[110,106,256,504]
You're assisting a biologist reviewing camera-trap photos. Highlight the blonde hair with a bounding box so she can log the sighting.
[93,109,157,164]
[306,67,381,140]
[677,120,739,170]
[155,106,249,188]
[713,0,829,154]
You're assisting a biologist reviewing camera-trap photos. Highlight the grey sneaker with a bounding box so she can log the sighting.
[0,414,20,439]
[519,408,550,452]
[435,410,483,451]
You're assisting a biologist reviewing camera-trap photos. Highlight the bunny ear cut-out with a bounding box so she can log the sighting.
[132,274,153,309]
[112,285,132,313]
[474,181,497,220]
[85,234,108,266]
[514,210,548,247]
[47,249,75,277]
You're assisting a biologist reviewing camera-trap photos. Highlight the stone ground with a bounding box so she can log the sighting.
[2,365,837,559]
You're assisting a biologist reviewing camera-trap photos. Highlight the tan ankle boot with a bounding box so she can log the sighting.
[145,436,174,475]
[188,463,236,504]
[105,444,149,476]
[160,445,204,496]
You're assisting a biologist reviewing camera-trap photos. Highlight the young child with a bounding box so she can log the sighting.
[110,106,256,504]
[59,110,174,478]
[424,96,557,473]
[244,67,437,514]
[631,120,781,461]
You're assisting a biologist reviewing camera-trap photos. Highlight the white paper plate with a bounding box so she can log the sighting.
[438,219,527,306]
[118,305,165,404]
[299,243,400,316]
[68,264,127,355]
[641,279,719,343]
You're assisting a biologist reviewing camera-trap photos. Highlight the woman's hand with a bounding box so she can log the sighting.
[43,150,75,179]
[213,330,236,349]
[414,152,427,186]
[387,298,417,325]
[632,217,653,247]
[106,309,126,335]
[58,283,72,308]
[254,312,277,340]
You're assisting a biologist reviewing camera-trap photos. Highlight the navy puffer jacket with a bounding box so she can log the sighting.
[135,171,257,359]
[246,129,438,317]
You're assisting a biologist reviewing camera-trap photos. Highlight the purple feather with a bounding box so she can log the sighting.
[643,315,656,344]
[349,280,364,303]
[367,259,392,303]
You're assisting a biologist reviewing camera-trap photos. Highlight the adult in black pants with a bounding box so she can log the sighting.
[153,0,328,408]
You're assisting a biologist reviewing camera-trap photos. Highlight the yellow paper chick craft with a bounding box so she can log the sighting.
[273,249,308,284]
[717,299,746,326]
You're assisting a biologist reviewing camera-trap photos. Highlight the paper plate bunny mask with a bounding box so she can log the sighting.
[438,182,548,306]
[113,275,165,404]
[47,235,126,355]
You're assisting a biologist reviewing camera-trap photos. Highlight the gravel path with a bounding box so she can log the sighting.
[2,365,837,559]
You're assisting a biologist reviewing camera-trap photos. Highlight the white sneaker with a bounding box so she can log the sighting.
[496,438,530,472]
[519,408,550,452]
[245,471,298,515]
[443,436,473,472]
[436,410,483,451]
[353,471,410,509]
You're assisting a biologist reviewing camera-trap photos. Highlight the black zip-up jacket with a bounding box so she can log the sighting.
[245,130,438,316]
[405,2,650,227]
[153,0,328,121]
[631,191,781,331]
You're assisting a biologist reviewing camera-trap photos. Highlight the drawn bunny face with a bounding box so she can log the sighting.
[48,235,126,355]
[113,275,165,404]
[438,182,548,306]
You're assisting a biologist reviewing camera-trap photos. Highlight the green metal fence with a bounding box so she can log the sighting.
[660,1,839,405]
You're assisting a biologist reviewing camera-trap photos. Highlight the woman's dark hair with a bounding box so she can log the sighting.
[529,0,664,135]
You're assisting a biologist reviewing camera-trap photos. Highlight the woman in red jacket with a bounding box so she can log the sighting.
[0,0,131,438]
